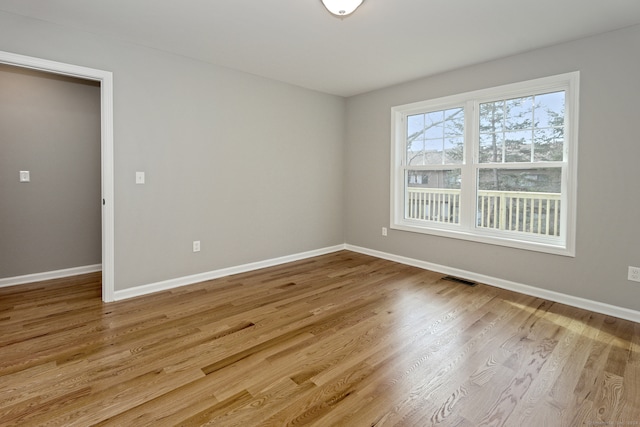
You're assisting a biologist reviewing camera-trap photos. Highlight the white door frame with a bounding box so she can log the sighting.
[0,50,115,302]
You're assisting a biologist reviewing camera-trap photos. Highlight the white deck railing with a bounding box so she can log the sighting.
[407,188,561,236]
[406,187,460,224]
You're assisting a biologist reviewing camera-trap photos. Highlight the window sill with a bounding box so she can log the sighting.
[390,222,575,257]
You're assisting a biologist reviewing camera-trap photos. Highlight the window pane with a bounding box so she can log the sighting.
[534,128,563,161]
[481,91,565,164]
[534,91,565,129]
[480,101,504,133]
[505,96,533,130]
[444,107,464,136]
[407,107,464,166]
[477,168,562,236]
[444,137,464,164]
[504,130,533,162]
[407,114,425,139]
[407,114,425,165]
[407,138,425,165]
[425,139,443,164]
[533,91,565,161]
[424,111,444,139]
[406,169,461,224]
[479,133,504,163]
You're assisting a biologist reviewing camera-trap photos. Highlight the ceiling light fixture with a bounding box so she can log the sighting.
[321,0,364,17]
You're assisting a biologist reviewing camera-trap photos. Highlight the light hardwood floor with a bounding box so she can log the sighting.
[1,251,639,426]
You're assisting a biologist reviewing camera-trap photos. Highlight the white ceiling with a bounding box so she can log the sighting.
[1,0,640,97]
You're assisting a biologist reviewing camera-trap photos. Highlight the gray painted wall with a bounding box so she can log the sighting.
[1,11,638,313]
[0,64,101,278]
[345,25,640,311]
[0,12,345,291]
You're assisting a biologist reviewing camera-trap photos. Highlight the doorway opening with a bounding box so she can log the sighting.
[0,50,115,302]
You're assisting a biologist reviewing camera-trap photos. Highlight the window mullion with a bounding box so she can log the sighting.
[459,100,477,231]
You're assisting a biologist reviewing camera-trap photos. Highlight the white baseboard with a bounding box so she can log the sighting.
[113,245,347,301]
[110,241,640,323]
[345,244,640,324]
[0,264,102,288]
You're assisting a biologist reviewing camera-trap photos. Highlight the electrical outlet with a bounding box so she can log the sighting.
[629,266,640,282]
[382,227,388,236]
[193,241,201,252]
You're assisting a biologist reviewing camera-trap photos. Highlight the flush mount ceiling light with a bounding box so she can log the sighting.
[321,0,364,17]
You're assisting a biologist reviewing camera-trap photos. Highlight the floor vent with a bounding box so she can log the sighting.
[442,276,477,287]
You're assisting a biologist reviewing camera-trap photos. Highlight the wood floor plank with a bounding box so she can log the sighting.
[1,250,639,426]
[506,304,593,425]
[309,287,534,426]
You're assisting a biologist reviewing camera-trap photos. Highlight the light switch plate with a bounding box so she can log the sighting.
[19,171,30,182]
[135,171,145,184]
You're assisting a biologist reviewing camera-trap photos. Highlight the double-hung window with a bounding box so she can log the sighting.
[391,72,579,255]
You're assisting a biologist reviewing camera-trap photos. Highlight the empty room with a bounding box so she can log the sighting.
[1,1,640,426]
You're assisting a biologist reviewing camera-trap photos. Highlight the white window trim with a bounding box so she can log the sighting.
[390,72,579,256]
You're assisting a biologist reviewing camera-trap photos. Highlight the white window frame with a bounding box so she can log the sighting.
[390,72,579,256]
